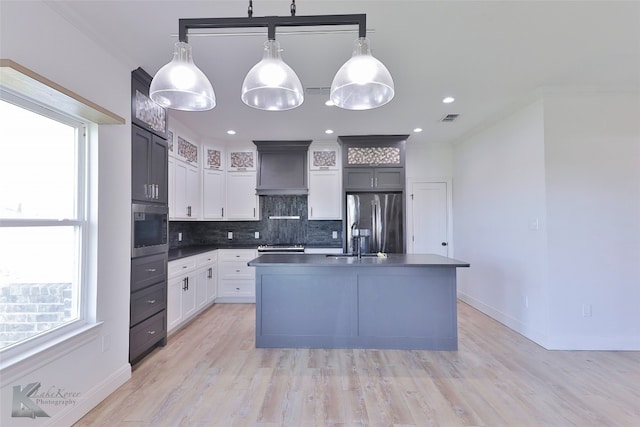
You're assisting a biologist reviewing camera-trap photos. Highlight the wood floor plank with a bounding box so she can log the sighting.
[74,302,640,427]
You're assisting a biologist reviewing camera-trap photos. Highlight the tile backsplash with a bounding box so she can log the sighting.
[169,195,342,249]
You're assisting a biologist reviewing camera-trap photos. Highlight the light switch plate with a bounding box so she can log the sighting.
[332,231,338,239]
[255,232,260,239]
[227,231,233,239]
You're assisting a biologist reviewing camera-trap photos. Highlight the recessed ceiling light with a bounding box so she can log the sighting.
[325,100,335,107]
[413,128,423,133]
[227,130,236,135]
[325,129,334,134]
[442,97,455,104]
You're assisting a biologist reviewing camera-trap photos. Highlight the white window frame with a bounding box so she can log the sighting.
[0,89,100,377]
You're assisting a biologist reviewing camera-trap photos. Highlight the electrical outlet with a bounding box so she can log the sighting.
[332,231,338,239]
[178,232,183,241]
[227,231,233,239]
[525,296,529,309]
[255,231,260,239]
[582,304,592,317]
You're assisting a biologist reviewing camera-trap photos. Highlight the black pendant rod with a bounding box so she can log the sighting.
[178,13,367,42]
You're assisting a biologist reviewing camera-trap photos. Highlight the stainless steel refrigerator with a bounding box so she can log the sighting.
[346,193,404,254]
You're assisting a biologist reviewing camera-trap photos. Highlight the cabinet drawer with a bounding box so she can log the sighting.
[129,310,166,362]
[132,253,167,292]
[131,282,167,326]
[219,249,256,262]
[219,279,255,296]
[220,262,254,280]
[197,251,217,267]
[168,257,197,277]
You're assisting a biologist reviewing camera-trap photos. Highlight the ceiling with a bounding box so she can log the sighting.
[46,0,640,146]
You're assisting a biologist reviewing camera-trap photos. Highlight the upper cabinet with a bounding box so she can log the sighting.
[132,125,168,204]
[131,68,168,139]
[308,142,342,220]
[339,135,408,192]
[339,135,407,168]
[227,148,256,172]
[309,142,340,171]
[202,144,225,220]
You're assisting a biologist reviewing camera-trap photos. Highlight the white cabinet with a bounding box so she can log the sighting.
[167,257,197,332]
[308,170,342,219]
[167,251,217,333]
[226,172,259,220]
[217,249,257,303]
[171,159,200,219]
[203,168,226,220]
[308,142,341,220]
[196,251,218,306]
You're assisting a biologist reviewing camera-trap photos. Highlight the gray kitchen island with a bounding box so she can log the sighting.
[248,253,470,350]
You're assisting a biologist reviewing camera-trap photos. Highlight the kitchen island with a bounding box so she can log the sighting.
[248,253,470,350]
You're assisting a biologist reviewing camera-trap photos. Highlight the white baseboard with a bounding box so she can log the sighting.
[43,363,131,427]
[458,292,549,348]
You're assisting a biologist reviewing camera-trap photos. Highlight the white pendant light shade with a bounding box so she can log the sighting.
[150,42,216,111]
[330,37,394,110]
[241,40,304,111]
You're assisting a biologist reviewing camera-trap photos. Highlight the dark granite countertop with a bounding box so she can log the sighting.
[169,244,343,261]
[168,244,258,261]
[248,253,470,267]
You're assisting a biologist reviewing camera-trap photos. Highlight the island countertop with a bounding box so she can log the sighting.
[248,253,470,267]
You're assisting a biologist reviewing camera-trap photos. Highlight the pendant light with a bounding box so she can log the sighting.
[150,42,216,111]
[330,37,394,110]
[241,39,304,111]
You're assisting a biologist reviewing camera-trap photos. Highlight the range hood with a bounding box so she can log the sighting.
[254,140,311,196]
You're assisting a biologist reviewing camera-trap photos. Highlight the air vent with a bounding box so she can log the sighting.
[305,87,330,96]
[440,114,459,122]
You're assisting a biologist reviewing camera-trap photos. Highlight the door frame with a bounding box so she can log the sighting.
[407,178,454,256]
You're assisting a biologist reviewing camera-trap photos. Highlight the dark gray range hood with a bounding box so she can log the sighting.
[254,140,312,196]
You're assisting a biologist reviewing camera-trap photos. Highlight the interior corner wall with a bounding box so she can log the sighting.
[452,100,550,346]
[1,1,132,425]
[543,91,640,350]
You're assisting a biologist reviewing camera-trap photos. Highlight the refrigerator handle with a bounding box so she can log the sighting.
[372,199,378,252]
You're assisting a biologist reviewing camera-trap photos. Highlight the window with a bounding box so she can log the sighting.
[0,93,88,352]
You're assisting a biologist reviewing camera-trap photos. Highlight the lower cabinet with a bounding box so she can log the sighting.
[130,252,168,363]
[217,249,257,303]
[167,250,217,333]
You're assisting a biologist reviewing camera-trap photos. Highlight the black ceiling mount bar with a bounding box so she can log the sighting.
[178,14,367,43]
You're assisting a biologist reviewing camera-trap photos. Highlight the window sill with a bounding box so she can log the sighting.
[0,321,104,385]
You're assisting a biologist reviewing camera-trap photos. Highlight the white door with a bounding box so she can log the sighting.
[411,182,449,256]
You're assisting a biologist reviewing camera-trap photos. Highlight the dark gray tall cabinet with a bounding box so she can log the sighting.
[129,68,168,364]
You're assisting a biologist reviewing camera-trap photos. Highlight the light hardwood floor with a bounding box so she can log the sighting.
[75,302,640,426]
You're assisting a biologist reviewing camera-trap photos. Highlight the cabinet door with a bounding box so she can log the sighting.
[173,161,188,218]
[132,126,152,202]
[344,167,374,191]
[172,160,199,219]
[226,172,258,220]
[194,266,211,310]
[308,170,342,220]
[167,276,184,331]
[150,134,168,204]
[182,273,197,320]
[374,168,404,190]
[168,157,175,218]
[203,169,225,219]
[185,165,200,218]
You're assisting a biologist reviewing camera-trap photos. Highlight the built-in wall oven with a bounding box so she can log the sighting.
[131,203,168,257]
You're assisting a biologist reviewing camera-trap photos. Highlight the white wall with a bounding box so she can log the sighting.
[453,101,550,345]
[1,2,133,425]
[543,91,640,349]
[453,92,640,350]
